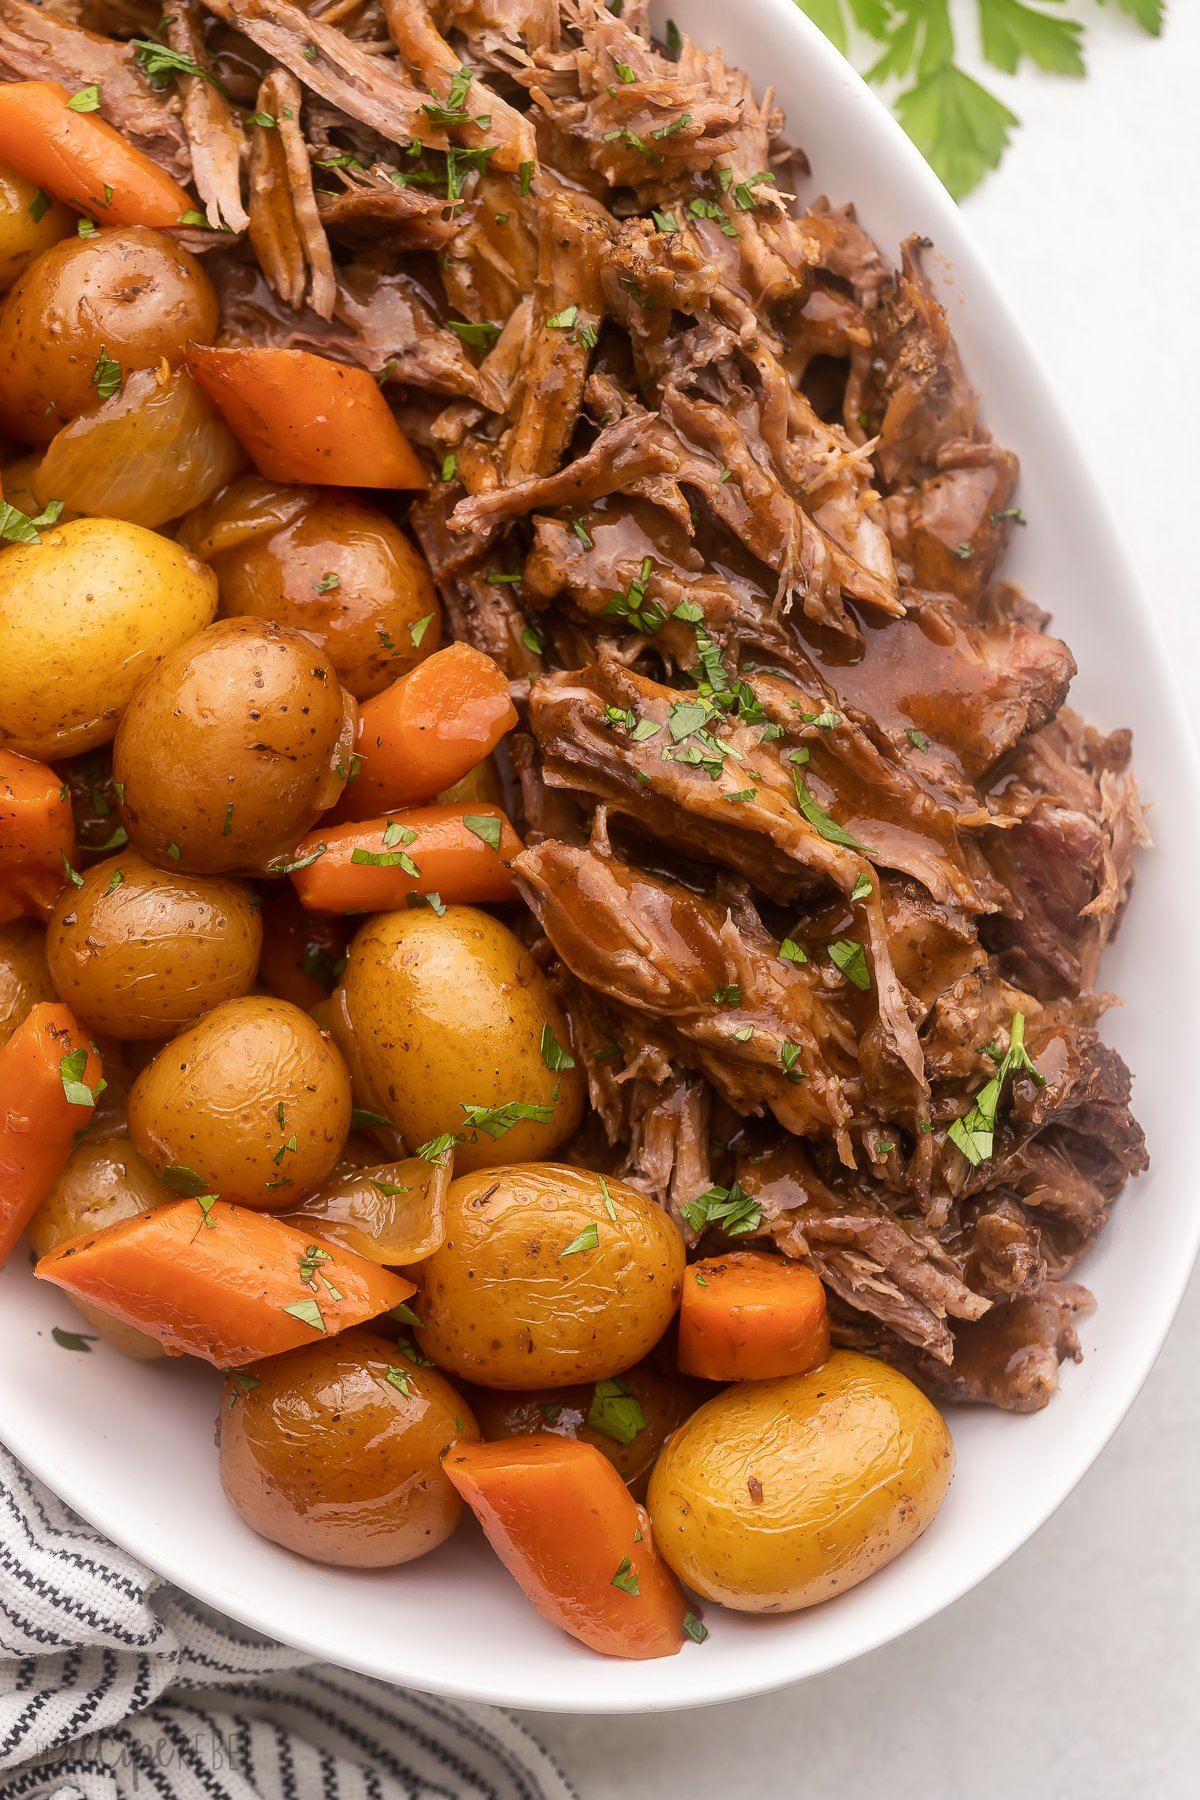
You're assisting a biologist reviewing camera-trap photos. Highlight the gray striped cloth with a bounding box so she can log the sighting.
[0,1445,577,1800]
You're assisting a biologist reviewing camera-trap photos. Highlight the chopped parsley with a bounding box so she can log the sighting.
[385,1366,413,1397]
[539,1023,575,1072]
[161,1164,212,1197]
[463,813,502,852]
[851,873,873,902]
[282,1297,326,1334]
[559,1223,600,1258]
[906,728,930,752]
[459,1098,555,1139]
[587,1378,645,1446]
[51,1325,97,1352]
[91,347,123,402]
[947,1011,1045,1166]
[572,518,593,549]
[828,938,871,991]
[67,85,101,113]
[59,1048,103,1108]
[683,1610,708,1643]
[448,319,502,351]
[26,189,50,223]
[602,557,666,634]
[610,1556,640,1596]
[314,572,340,594]
[131,38,229,95]
[793,770,875,856]
[778,937,808,965]
[681,1179,761,1237]
[350,1107,392,1131]
[0,497,64,545]
[780,1041,805,1083]
[546,304,579,330]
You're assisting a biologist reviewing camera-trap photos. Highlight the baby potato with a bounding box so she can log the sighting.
[218,1328,479,1566]
[0,918,56,1048]
[647,1350,955,1613]
[211,488,441,700]
[0,517,218,760]
[0,164,71,292]
[331,906,584,1173]
[28,1134,170,1359]
[413,1164,686,1388]
[114,619,357,874]
[467,1355,705,1498]
[127,995,352,1207]
[0,226,218,447]
[46,850,263,1039]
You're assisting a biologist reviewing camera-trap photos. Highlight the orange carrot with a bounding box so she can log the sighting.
[677,1251,830,1382]
[0,82,194,229]
[288,804,522,914]
[0,1003,102,1269]
[334,643,517,821]
[186,345,429,490]
[36,1200,415,1367]
[0,750,76,924]
[444,1436,688,1660]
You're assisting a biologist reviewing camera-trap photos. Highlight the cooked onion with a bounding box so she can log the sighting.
[282,1156,450,1266]
[33,365,245,530]
[174,472,315,561]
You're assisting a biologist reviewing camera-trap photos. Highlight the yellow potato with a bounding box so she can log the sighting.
[28,1135,170,1359]
[413,1163,686,1388]
[0,164,71,292]
[46,850,263,1039]
[647,1350,955,1613]
[0,917,56,1048]
[331,906,584,1173]
[127,994,352,1208]
[0,517,217,759]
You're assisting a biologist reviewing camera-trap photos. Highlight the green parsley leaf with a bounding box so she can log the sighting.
[314,571,340,594]
[681,1179,761,1237]
[440,451,457,482]
[540,1023,575,1072]
[519,159,535,194]
[598,1174,617,1221]
[389,1301,424,1330]
[683,1609,709,1643]
[546,304,580,329]
[449,318,502,351]
[385,1365,412,1396]
[59,1047,102,1107]
[459,1098,555,1139]
[351,844,420,876]
[52,1325,98,1351]
[778,937,808,965]
[851,873,873,902]
[463,813,502,852]
[780,1041,805,1083]
[161,1163,212,1197]
[894,61,1018,200]
[67,85,101,112]
[947,1011,1045,1165]
[539,1401,564,1423]
[104,868,124,895]
[666,18,683,54]
[520,625,545,655]
[572,518,593,549]
[978,0,1084,76]
[244,110,276,128]
[394,1333,435,1366]
[410,612,435,647]
[131,37,229,94]
[906,728,930,752]
[226,1370,260,1406]
[26,189,50,223]
[828,937,871,991]
[0,497,64,545]
[793,769,875,855]
[416,1132,461,1164]
[587,1377,646,1446]
[350,1107,392,1131]
[603,557,666,635]
[283,1297,326,1334]
[611,1556,641,1596]
[91,347,123,402]
[559,1223,600,1258]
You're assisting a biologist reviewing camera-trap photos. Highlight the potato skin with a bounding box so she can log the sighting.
[127,995,352,1207]
[414,1164,686,1389]
[0,918,56,1048]
[212,488,441,700]
[114,619,357,874]
[331,906,584,1174]
[46,850,263,1038]
[218,1329,479,1566]
[647,1351,955,1613]
[0,226,218,447]
[0,164,72,292]
[0,518,218,759]
[466,1355,705,1498]
[28,1134,169,1358]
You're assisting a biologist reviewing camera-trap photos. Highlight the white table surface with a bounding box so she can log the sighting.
[519,6,1200,1793]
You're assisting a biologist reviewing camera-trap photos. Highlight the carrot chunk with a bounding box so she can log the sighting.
[677,1251,830,1382]
[186,345,429,489]
[0,749,77,923]
[35,1200,415,1366]
[335,643,516,820]
[0,82,194,229]
[0,1003,102,1268]
[444,1436,687,1660]
[288,804,522,914]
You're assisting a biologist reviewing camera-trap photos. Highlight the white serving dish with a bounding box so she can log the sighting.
[1,0,1196,1714]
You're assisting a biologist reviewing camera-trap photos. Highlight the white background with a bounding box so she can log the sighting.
[519,4,1200,1792]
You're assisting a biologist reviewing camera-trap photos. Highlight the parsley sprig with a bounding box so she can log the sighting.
[795,1,1164,197]
[947,1010,1046,1166]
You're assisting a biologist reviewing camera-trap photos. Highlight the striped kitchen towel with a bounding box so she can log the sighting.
[0,1445,577,1800]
